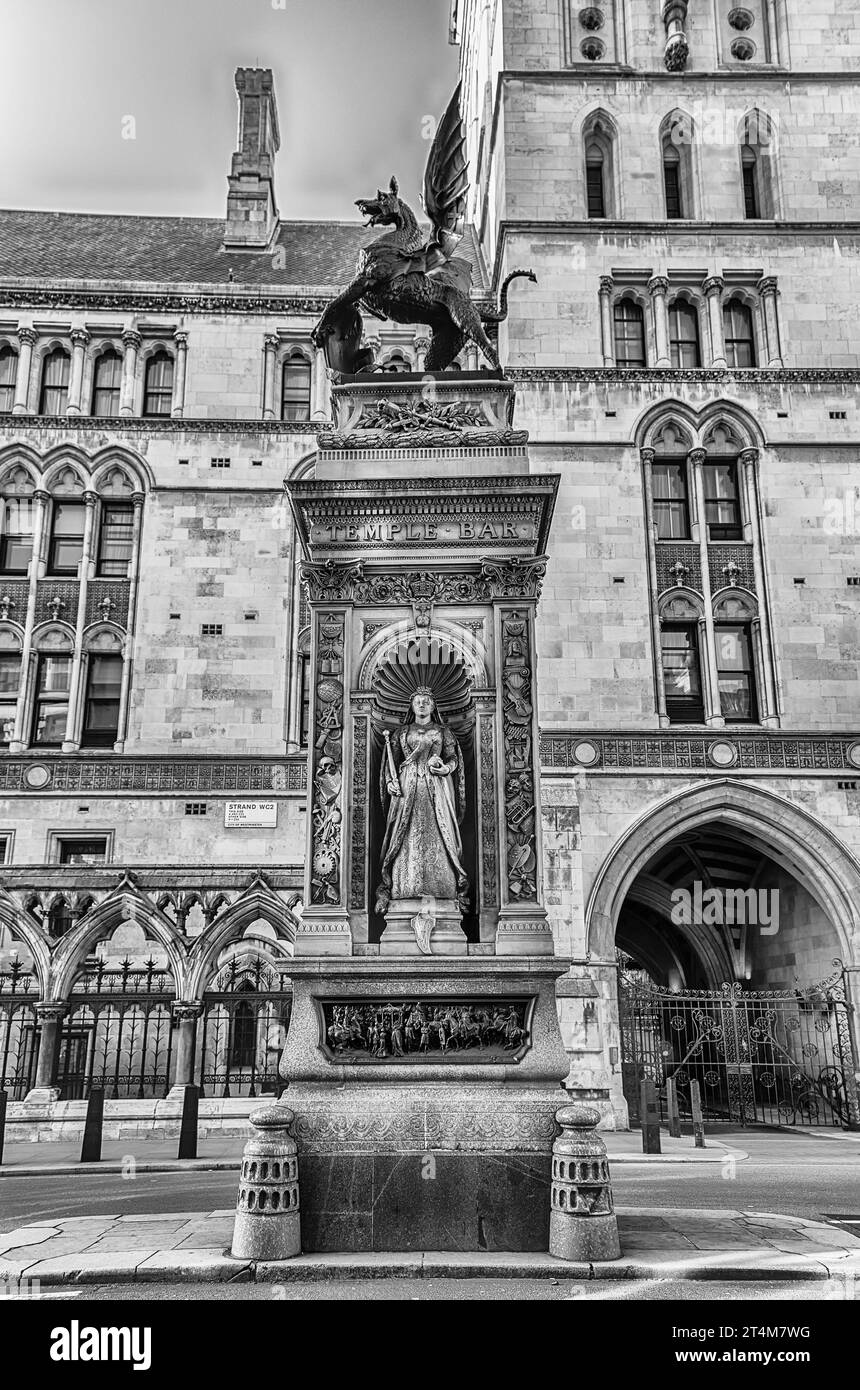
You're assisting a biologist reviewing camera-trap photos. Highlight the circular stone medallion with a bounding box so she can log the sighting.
[708,740,738,769]
[24,763,52,790]
[572,739,600,768]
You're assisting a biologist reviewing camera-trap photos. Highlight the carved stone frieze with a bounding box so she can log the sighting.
[321,998,531,1062]
[309,611,347,907]
[501,610,538,903]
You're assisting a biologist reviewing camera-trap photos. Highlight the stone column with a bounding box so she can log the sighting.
[12,328,36,414]
[120,329,141,416]
[739,446,779,724]
[648,276,671,367]
[262,334,278,419]
[690,447,723,726]
[641,448,668,725]
[25,1001,66,1103]
[662,0,689,70]
[10,488,49,752]
[168,1001,203,1096]
[598,276,615,366]
[66,329,89,415]
[704,277,726,368]
[414,333,431,373]
[492,568,554,956]
[114,492,144,751]
[62,490,98,751]
[758,277,783,367]
[172,331,188,417]
[294,567,355,955]
[311,346,328,419]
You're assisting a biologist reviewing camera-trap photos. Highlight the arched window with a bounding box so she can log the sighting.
[662,624,704,724]
[668,299,701,368]
[91,350,122,417]
[281,352,311,422]
[739,112,777,219]
[143,351,174,416]
[723,299,756,368]
[582,112,616,219]
[613,299,646,366]
[39,348,70,415]
[383,352,410,373]
[0,346,18,414]
[660,111,695,220]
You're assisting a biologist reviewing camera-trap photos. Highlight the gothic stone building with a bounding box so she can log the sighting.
[0,2,859,1131]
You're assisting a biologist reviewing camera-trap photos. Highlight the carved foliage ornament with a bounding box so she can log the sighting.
[310,611,346,906]
[302,559,548,604]
[501,610,538,903]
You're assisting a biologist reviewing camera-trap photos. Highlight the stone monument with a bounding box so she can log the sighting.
[279,86,567,1253]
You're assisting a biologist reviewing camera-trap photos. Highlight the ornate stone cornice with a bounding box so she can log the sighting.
[541,731,860,774]
[0,289,334,315]
[0,755,307,793]
[0,413,323,434]
[507,367,860,385]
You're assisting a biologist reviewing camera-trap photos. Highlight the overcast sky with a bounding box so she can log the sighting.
[0,0,459,220]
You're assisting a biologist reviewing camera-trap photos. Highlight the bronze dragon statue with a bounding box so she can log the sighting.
[311,84,535,376]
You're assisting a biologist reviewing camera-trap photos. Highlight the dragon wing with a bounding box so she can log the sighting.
[421,83,469,268]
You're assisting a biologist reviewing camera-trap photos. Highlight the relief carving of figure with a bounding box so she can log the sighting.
[375,688,469,915]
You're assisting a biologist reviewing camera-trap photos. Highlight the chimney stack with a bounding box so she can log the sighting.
[224,68,280,249]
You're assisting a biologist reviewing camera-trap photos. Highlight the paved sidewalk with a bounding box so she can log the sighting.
[0,1207,857,1286]
[0,1130,745,1176]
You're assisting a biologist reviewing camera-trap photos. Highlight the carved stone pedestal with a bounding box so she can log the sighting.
[280,957,569,1252]
[381,897,467,956]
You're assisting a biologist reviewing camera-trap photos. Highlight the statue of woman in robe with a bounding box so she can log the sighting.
[375,687,469,915]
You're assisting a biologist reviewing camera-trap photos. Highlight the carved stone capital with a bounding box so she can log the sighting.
[121,329,142,349]
[264,333,280,352]
[640,447,656,465]
[173,330,189,350]
[481,555,548,600]
[70,328,90,348]
[757,277,779,298]
[687,447,707,466]
[739,446,760,469]
[648,275,670,298]
[36,1001,67,1022]
[301,559,364,602]
[171,1000,203,1023]
[598,275,614,297]
[703,276,724,298]
[17,327,37,346]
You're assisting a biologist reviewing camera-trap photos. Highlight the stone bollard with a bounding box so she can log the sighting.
[230,1102,301,1261]
[548,1105,621,1262]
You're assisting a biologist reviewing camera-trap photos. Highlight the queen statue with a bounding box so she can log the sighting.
[375,687,469,917]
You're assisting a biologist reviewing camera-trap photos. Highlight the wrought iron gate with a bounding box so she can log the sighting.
[0,960,39,1099]
[60,958,175,1100]
[197,956,291,1098]
[619,960,860,1129]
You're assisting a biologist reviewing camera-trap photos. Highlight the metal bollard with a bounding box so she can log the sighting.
[177,1084,198,1160]
[230,1102,301,1261]
[80,1087,104,1163]
[640,1077,662,1154]
[690,1079,706,1149]
[666,1075,681,1139]
[548,1105,621,1263]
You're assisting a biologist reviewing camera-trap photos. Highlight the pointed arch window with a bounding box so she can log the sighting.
[739,114,777,219]
[91,350,122,417]
[583,113,616,219]
[0,346,18,414]
[229,983,257,1067]
[660,113,695,220]
[613,298,646,366]
[39,348,70,415]
[143,351,174,417]
[281,352,311,422]
[723,299,756,368]
[663,144,683,219]
[668,300,701,368]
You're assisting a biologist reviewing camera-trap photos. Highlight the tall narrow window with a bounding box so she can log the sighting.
[81,654,123,747]
[47,502,85,575]
[662,625,704,723]
[143,351,174,417]
[613,299,646,366]
[0,498,35,575]
[668,301,701,368]
[39,348,70,415]
[0,347,18,413]
[0,652,20,744]
[586,142,606,218]
[723,299,756,368]
[742,146,761,219]
[299,648,311,746]
[31,654,72,746]
[96,502,134,577]
[663,144,683,219]
[281,352,311,421]
[703,462,743,541]
[91,351,122,417]
[716,624,757,722]
[230,993,257,1068]
[652,462,690,540]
